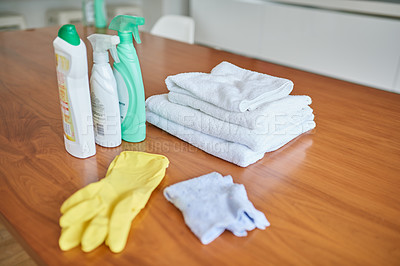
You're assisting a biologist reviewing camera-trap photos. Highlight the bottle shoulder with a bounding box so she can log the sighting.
[54,37,88,77]
[91,64,115,80]
[54,37,87,58]
[116,43,138,61]
[90,66,118,95]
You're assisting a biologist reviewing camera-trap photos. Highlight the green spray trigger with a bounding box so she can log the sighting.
[109,15,145,44]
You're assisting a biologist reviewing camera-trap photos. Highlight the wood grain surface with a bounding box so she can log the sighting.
[1,25,400,266]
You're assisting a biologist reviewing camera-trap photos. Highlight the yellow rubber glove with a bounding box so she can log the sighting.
[58,151,169,253]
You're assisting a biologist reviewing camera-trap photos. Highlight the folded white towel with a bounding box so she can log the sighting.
[164,172,270,245]
[168,92,312,130]
[146,94,314,152]
[166,61,294,112]
[146,111,316,167]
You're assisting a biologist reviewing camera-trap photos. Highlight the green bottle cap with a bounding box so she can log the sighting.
[58,24,80,46]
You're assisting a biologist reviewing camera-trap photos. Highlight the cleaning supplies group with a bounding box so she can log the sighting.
[59,152,268,252]
[53,15,146,158]
[146,61,316,167]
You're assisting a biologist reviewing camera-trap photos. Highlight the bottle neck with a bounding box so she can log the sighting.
[93,52,109,64]
[119,32,133,44]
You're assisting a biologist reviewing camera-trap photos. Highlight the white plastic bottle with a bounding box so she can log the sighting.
[53,24,96,158]
[87,34,122,147]
[82,0,95,26]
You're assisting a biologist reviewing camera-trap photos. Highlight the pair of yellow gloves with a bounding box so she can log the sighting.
[59,151,169,253]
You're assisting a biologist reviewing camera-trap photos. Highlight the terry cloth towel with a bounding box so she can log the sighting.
[165,61,294,112]
[146,111,316,167]
[164,172,270,244]
[168,92,312,130]
[146,94,314,152]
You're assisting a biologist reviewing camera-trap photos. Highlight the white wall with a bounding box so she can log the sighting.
[142,0,189,31]
[0,0,189,32]
[0,0,142,29]
[191,0,400,93]
[141,0,162,31]
[263,0,400,18]
[162,0,189,16]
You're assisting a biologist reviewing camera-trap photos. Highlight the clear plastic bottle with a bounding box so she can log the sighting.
[87,34,122,147]
[53,24,96,158]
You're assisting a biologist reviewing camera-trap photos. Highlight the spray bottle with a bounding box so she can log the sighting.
[109,15,146,142]
[87,34,122,147]
[53,24,96,158]
[82,0,94,26]
[94,0,107,28]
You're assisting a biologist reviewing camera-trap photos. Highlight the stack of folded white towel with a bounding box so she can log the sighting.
[146,61,316,167]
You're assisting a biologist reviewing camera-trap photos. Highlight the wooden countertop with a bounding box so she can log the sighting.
[0,25,399,265]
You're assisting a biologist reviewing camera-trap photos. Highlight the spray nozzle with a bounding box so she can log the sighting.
[108,15,145,44]
[87,34,120,63]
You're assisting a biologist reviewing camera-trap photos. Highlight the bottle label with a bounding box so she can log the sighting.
[55,53,76,142]
[90,90,105,136]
